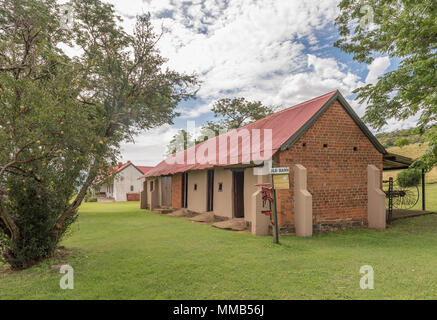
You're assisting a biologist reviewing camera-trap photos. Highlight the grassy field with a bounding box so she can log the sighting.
[1,193,437,300]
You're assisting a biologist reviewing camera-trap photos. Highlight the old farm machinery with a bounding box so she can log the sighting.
[383,177,420,222]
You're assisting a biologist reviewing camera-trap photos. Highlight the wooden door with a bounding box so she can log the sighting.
[233,171,244,218]
[161,176,172,207]
[181,172,188,208]
[207,170,214,212]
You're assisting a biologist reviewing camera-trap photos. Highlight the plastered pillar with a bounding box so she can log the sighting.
[367,165,386,230]
[251,174,271,235]
[294,164,313,237]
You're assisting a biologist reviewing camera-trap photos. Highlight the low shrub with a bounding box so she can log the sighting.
[397,168,422,187]
[2,177,77,269]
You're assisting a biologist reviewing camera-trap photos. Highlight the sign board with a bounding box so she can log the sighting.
[273,174,290,190]
[270,167,290,175]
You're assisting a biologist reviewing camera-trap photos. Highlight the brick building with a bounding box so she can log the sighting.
[140,90,390,234]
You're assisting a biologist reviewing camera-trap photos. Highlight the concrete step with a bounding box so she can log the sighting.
[153,208,174,214]
[189,212,215,223]
[168,209,198,218]
[212,218,248,231]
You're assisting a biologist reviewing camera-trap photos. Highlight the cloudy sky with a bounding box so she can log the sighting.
[75,0,416,166]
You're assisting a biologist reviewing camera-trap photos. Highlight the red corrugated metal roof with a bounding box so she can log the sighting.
[94,162,153,184]
[144,90,339,178]
[137,166,153,174]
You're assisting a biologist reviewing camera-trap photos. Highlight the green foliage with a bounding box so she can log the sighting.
[166,98,275,155]
[376,127,428,148]
[397,168,422,188]
[0,0,198,268]
[2,177,77,269]
[84,190,98,203]
[165,129,195,156]
[210,97,275,131]
[335,0,437,169]
[394,137,410,148]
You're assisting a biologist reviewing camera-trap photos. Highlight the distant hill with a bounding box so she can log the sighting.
[375,127,427,148]
[376,127,437,183]
[383,142,437,183]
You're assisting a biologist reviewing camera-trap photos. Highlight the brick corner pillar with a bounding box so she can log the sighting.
[294,164,313,237]
[367,165,386,230]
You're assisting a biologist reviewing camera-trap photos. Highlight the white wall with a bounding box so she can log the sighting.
[187,170,208,213]
[113,164,144,202]
[97,183,114,198]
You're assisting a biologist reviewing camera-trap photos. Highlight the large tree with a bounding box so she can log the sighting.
[0,0,197,268]
[165,97,275,154]
[335,0,436,170]
[208,97,275,132]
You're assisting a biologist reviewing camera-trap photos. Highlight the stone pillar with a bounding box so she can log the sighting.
[367,165,386,230]
[294,164,313,237]
[251,174,271,235]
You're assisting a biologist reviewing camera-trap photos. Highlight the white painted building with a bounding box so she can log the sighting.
[96,161,152,202]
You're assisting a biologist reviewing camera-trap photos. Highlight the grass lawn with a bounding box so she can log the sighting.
[1,187,437,300]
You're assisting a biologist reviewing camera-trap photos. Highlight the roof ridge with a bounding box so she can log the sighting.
[235,90,338,131]
[144,90,347,178]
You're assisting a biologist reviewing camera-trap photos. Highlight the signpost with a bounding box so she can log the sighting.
[270,167,290,244]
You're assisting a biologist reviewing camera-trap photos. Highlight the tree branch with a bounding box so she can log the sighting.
[0,200,19,241]
[53,164,97,238]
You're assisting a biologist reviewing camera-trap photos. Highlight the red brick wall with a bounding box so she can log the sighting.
[172,173,182,208]
[127,193,140,201]
[276,100,383,232]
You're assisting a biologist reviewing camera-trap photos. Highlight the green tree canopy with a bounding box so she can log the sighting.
[0,0,198,268]
[165,97,275,155]
[209,97,275,132]
[165,129,195,156]
[335,0,436,170]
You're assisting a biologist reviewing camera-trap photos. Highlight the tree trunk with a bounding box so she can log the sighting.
[0,201,19,241]
[53,170,97,239]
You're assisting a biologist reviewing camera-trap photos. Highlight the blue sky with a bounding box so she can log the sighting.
[88,0,417,166]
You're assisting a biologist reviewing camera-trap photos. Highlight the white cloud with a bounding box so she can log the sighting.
[66,1,412,164]
[274,54,363,110]
[365,56,391,84]
[120,124,179,166]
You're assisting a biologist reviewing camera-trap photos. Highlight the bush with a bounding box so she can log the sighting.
[2,177,78,269]
[394,137,410,147]
[87,197,98,202]
[397,168,422,188]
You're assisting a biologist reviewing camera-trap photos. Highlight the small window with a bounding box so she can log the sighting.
[194,184,198,191]
[218,183,223,192]
[353,147,358,152]
[323,144,328,148]
[302,143,306,147]
[130,185,134,192]
[150,181,153,192]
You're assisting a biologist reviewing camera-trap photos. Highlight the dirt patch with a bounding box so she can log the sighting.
[0,263,13,274]
[0,246,75,273]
